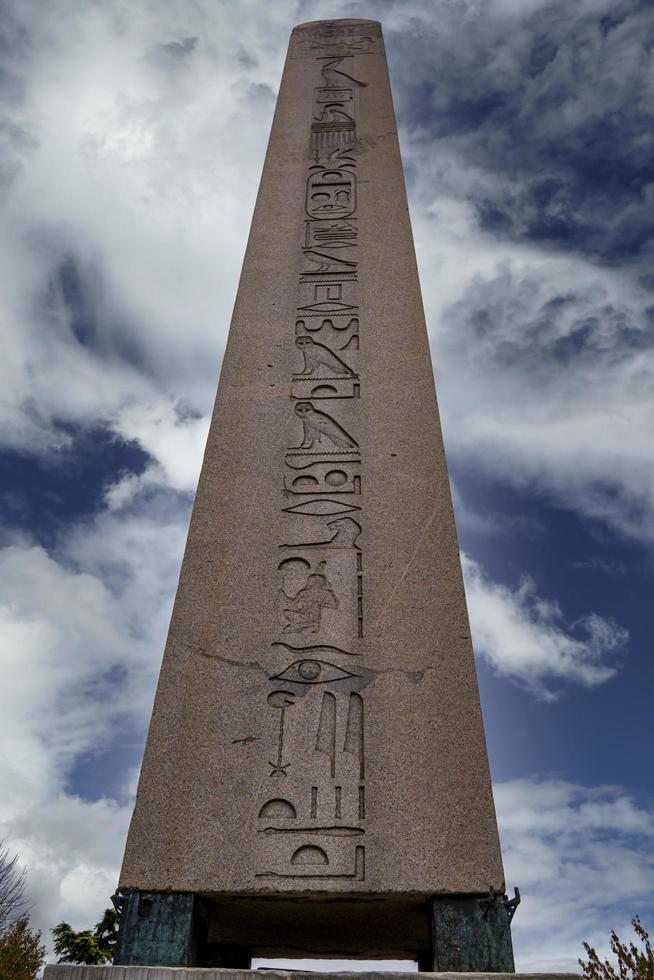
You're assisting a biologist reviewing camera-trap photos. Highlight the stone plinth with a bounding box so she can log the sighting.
[44,969,580,980]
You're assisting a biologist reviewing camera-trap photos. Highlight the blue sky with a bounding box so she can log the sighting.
[0,0,652,972]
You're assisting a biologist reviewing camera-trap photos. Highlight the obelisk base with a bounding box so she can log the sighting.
[112,892,515,971]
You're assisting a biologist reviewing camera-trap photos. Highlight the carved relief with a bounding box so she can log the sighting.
[320,57,369,89]
[292,402,358,451]
[295,22,380,57]
[315,87,353,105]
[280,516,361,550]
[282,499,360,516]
[292,845,328,865]
[291,378,359,400]
[272,659,357,685]
[305,219,357,249]
[259,799,296,819]
[283,459,361,495]
[277,559,338,634]
[296,316,359,352]
[344,693,365,779]
[297,31,377,54]
[306,165,356,218]
[295,336,355,376]
[311,125,356,159]
[256,845,365,880]
[253,43,370,886]
[267,690,296,777]
[301,251,357,279]
[316,691,337,777]
[272,640,360,658]
[260,825,364,837]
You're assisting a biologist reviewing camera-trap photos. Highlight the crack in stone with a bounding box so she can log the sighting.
[188,644,433,684]
[185,646,269,674]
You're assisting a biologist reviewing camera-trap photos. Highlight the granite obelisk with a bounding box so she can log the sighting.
[115,19,515,971]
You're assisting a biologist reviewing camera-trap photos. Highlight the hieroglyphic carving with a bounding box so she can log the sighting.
[319,57,369,89]
[256,845,365,880]
[272,640,360,658]
[282,499,360,516]
[294,21,381,58]
[280,517,361,551]
[260,825,364,837]
[305,218,358,248]
[292,402,358,451]
[344,693,365,779]
[283,459,361,496]
[291,377,360,400]
[277,559,339,635]
[272,659,357,685]
[296,316,359,351]
[306,165,356,218]
[295,336,356,376]
[259,799,296,819]
[255,38,372,885]
[267,691,295,776]
[316,691,337,777]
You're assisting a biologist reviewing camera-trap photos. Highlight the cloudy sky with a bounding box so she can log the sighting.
[0,0,652,972]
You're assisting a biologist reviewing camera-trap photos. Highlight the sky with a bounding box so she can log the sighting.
[0,0,652,973]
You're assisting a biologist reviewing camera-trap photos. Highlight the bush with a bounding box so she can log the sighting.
[580,917,654,980]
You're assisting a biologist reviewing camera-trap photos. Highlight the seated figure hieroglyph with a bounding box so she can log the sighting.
[278,562,338,634]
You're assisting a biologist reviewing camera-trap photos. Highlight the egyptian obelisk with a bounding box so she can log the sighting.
[114,19,515,972]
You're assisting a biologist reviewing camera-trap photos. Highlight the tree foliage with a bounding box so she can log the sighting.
[52,906,119,965]
[0,844,45,980]
[580,917,654,980]
[0,916,46,980]
[0,843,27,935]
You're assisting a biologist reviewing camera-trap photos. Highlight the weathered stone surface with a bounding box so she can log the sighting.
[44,970,580,980]
[118,16,506,960]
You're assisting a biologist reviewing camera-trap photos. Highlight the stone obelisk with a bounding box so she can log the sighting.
[114,19,515,972]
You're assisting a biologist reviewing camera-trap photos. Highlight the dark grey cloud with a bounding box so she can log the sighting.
[446,264,654,378]
[387,0,654,264]
[160,36,198,58]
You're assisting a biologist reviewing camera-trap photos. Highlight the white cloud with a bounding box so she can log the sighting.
[0,0,284,455]
[110,399,209,494]
[396,6,654,546]
[497,779,654,972]
[0,500,189,948]
[422,249,654,544]
[462,554,627,699]
[5,795,131,942]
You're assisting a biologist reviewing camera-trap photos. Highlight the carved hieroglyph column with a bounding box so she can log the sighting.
[117,18,514,970]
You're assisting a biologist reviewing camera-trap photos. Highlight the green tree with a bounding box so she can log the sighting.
[0,916,46,980]
[580,917,654,980]
[0,843,45,980]
[52,906,119,965]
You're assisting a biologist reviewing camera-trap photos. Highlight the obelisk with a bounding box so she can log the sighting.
[114,19,515,972]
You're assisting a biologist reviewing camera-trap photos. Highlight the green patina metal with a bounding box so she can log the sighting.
[113,892,197,967]
[113,891,252,968]
[427,892,516,972]
[114,889,514,970]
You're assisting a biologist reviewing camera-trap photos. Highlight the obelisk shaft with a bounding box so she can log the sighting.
[118,17,508,963]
